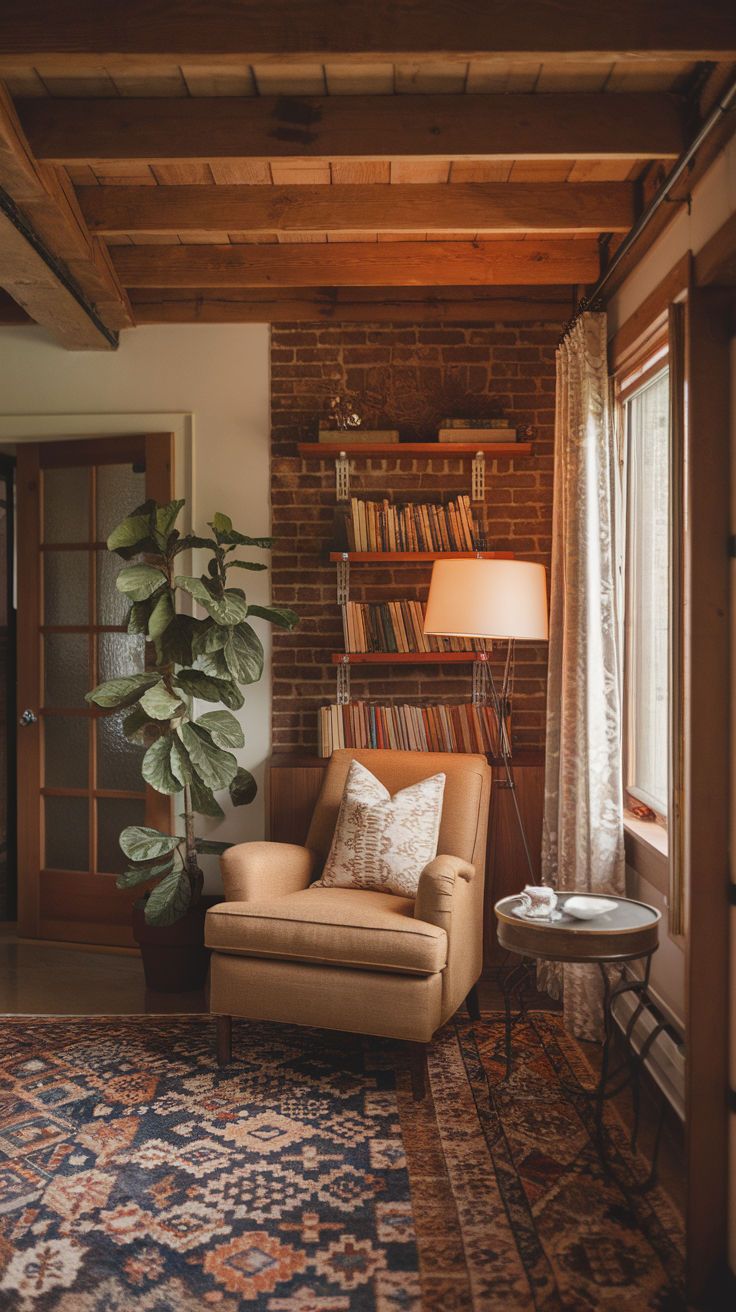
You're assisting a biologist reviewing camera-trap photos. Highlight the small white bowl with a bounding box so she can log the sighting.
[563,896,618,921]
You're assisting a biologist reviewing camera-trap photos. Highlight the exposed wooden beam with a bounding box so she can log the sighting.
[694,210,736,287]
[0,82,130,344]
[18,94,683,167]
[80,181,635,237]
[113,239,599,289]
[131,286,573,325]
[0,285,31,323]
[0,2,733,64]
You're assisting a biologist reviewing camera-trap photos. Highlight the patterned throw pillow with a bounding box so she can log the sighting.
[314,759,446,898]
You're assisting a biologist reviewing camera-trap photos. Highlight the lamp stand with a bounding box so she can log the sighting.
[485,641,539,887]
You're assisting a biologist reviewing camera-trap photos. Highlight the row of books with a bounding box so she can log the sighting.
[347,495,478,553]
[341,600,490,654]
[318,701,504,758]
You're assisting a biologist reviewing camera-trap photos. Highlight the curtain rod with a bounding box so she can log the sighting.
[559,75,736,344]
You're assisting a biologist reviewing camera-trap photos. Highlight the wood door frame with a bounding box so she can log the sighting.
[16,432,174,943]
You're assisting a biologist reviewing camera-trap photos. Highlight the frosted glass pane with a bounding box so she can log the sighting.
[45,717,88,788]
[45,796,88,871]
[44,467,89,544]
[98,633,145,681]
[97,713,145,792]
[44,634,89,708]
[97,797,146,874]
[44,551,89,626]
[96,464,146,541]
[96,550,129,626]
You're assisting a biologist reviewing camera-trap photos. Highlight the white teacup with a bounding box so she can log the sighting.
[519,884,558,919]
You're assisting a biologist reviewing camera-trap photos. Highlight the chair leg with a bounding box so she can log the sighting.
[408,1042,428,1101]
[466,983,481,1021]
[216,1015,232,1066]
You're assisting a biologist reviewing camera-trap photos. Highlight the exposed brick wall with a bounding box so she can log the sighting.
[270,322,555,756]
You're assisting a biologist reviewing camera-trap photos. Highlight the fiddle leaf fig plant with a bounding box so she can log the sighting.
[86,500,297,928]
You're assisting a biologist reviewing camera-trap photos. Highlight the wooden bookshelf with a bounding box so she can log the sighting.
[330,652,487,665]
[299,442,531,457]
[329,550,514,562]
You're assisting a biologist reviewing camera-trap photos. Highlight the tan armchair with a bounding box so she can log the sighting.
[206,749,492,1092]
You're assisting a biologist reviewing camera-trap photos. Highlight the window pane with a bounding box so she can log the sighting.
[98,633,145,682]
[44,467,89,544]
[97,712,145,792]
[45,796,88,871]
[44,634,89,709]
[45,717,88,788]
[96,549,129,626]
[96,464,145,541]
[44,550,89,627]
[626,369,669,815]
[97,797,146,874]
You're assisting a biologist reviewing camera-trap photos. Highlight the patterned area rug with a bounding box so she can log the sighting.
[0,1014,684,1310]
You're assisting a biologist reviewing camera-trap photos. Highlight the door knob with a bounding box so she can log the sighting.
[19,709,38,726]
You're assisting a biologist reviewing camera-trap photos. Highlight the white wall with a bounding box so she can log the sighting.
[0,322,272,886]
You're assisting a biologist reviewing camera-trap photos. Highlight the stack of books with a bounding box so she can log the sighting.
[318,702,505,757]
[341,600,490,654]
[438,417,517,444]
[347,495,478,552]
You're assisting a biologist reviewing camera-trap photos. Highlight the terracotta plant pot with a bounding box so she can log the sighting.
[133,895,220,993]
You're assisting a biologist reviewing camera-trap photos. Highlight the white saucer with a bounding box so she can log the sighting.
[511,906,563,923]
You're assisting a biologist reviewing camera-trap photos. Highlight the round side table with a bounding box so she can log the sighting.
[494,891,662,1182]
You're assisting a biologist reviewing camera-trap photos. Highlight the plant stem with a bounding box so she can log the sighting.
[183,783,197,869]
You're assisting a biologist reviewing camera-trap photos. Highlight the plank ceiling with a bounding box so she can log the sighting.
[0,2,734,347]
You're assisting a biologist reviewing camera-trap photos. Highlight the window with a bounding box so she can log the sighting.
[624,364,670,820]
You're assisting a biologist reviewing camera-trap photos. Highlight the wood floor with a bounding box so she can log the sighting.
[0,922,684,1212]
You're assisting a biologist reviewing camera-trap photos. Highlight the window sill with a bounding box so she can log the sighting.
[624,813,668,894]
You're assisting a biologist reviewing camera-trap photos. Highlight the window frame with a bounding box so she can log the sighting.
[618,334,671,833]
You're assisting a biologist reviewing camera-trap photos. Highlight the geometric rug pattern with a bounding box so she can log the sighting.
[0,1014,684,1310]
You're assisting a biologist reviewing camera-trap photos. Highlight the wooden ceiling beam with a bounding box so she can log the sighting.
[18,93,683,166]
[112,239,599,288]
[0,1,733,64]
[0,82,130,344]
[130,285,574,325]
[79,181,635,236]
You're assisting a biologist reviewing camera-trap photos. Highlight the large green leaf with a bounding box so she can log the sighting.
[194,838,233,856]
[147,590,175,641]
[127,600,152,635]
[192,621,228,658]
[159,613,203,666]
[144,869,192,927]
[229,766,258,807]
[142,736,181,794]
[175,576,248,626]
[247,603,299,630]
[175,668,244,710]
[179,722,238,790]
[226,559,267,572]
[86,672,158,710]
[122,704,148,740]
[172,534,216,555]
[107,513,155,555]
[155,499,185,539]
[189,774,225,819]
[116,563,167,602]
[139,680,184,721]
[169,735,193,786]
[196,709,244,749]
[209,512,233,539]
[116,857,175,890]
[224,623,263,684]
[219,527,273,549]
[119,826,179,862]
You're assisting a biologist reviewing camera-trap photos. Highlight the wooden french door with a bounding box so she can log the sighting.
[16,434,173,945]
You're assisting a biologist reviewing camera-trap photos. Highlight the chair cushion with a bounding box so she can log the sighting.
[205,887,447,976]
[313,759,445,898]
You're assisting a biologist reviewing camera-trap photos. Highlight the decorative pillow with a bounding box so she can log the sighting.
[314,759,446,898]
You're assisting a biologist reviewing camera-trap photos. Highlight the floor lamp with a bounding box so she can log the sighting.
[423,558,549,884]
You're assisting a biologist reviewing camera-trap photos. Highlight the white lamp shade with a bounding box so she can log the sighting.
[423,559,549,641]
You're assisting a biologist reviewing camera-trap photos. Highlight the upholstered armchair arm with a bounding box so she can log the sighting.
[413,855,475,936]
[220,842,318,902]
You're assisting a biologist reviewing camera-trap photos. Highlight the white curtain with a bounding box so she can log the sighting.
[540,312,625,1040]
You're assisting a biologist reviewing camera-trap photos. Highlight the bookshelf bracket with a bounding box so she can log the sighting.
[336,657,351,705]
[471,451,486,502]
[336,556,350,604]
[472,656,490,706]
[336,451,350,502]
